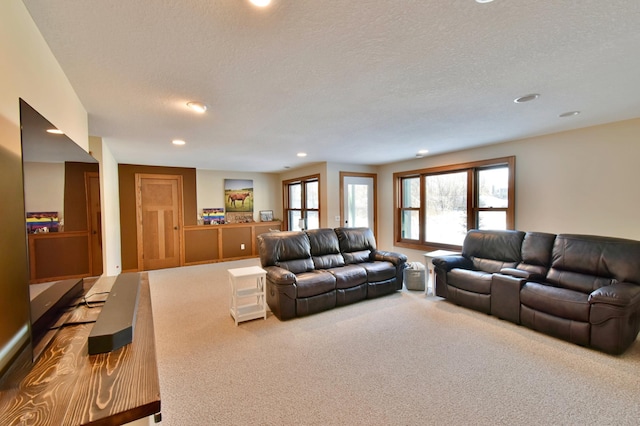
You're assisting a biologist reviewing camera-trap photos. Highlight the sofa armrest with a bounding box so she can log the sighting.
[373,250,407,266]
[432,255,473,272]
[263,266,297,285]
[589,282,640,308]
[499,268,545,281]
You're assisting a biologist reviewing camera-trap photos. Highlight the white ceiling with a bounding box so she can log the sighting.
[23,0,640,173]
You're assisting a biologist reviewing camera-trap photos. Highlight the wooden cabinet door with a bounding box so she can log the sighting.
[136,174,183,271]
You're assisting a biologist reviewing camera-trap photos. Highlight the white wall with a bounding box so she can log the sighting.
[196,169,281,222]
[23,162,65,217]
[377,118,640,263]
[0,1,88,372]
[90,136,122,276]
[0,4,87,153]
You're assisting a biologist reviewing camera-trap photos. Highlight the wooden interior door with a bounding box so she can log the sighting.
[86,172,103,276]
[136,174,183,271]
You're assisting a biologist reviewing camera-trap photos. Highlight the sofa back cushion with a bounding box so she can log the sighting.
[547,234,640,293]
[306,229,346,269]
[516,232,556,276]
[462,230,525,273]
[257,231,314,274]
[334,227,376,264]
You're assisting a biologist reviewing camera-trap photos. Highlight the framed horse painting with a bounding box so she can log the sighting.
[225,179,254,222]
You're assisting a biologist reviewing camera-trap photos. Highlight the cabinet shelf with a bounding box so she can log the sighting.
[228,266,267,326]
[236,286,263,298]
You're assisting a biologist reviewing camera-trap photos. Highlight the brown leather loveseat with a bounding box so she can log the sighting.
[433,229,640,354]
[257,227,407,320]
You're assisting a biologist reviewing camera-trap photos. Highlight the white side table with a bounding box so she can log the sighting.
[424,250,460,296]
[228,266,267,326]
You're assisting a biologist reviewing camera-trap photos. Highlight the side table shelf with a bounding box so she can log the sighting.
[228,266,267,325]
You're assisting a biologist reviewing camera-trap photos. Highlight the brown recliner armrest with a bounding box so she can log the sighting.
[432,255,472,272]
[499,268,545,281]
[373,250,407,266]
[264,266,296,285]
[589,282,640,308]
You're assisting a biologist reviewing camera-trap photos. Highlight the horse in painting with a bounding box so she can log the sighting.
[228,192,251,207]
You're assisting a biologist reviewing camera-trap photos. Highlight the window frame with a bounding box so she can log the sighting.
[283,174,321,231]
[394,156,515,251]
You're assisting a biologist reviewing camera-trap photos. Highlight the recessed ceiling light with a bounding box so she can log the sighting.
[476,0,495,3]
[46,128,64,135]
[172,139,186,146]
[417,149,429,155]
[249,0,271,7]
[514,93,540,103]
[186,101,207,113]
[559,111,580,118]
[297,152,307,157]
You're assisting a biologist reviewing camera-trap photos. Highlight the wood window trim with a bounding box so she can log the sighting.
[394,156,515,251]
[282,173,321,231]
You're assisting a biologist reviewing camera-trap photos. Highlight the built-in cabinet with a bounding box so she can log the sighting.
[28,231,93,283]
[183,221,281,266]
[28,221,282,279]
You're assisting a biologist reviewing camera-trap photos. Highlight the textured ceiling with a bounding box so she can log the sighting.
[22,0,640,172]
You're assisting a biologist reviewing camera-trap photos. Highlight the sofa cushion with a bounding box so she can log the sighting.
[306,229,346,269]
[312,254,345,270]
[295,271,336,298]
[328,264,367,289]
[279,258,314,274]
[550,234,640,289]
[258,231,314,274]
[307,228,341,254]
[521,282,590,322]
[545,269,615,294]
[335,227,376,263]
[521,232,556,266]
[462,229,525,263]
[360,261,396,282]
[448,269,492,294]
[472,258,518,274]
[343,250,372,265]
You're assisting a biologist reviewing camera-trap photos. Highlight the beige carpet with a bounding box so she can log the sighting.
[149,259,640,425]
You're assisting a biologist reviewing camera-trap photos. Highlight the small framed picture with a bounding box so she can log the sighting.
[259,210,274,222]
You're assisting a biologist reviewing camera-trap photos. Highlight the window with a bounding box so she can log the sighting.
[395,157,514,250]
[283,175,320,231]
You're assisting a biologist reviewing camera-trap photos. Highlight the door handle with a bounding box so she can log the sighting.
[174,226,179,230]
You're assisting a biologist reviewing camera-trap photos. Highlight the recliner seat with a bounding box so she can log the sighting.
[258,227,407,320]
[434,230,640,354]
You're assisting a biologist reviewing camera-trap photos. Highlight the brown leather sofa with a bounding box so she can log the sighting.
[433,230,640,354]
[257,227,407,320]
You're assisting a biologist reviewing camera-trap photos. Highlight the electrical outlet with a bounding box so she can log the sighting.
[240,243,245,250]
